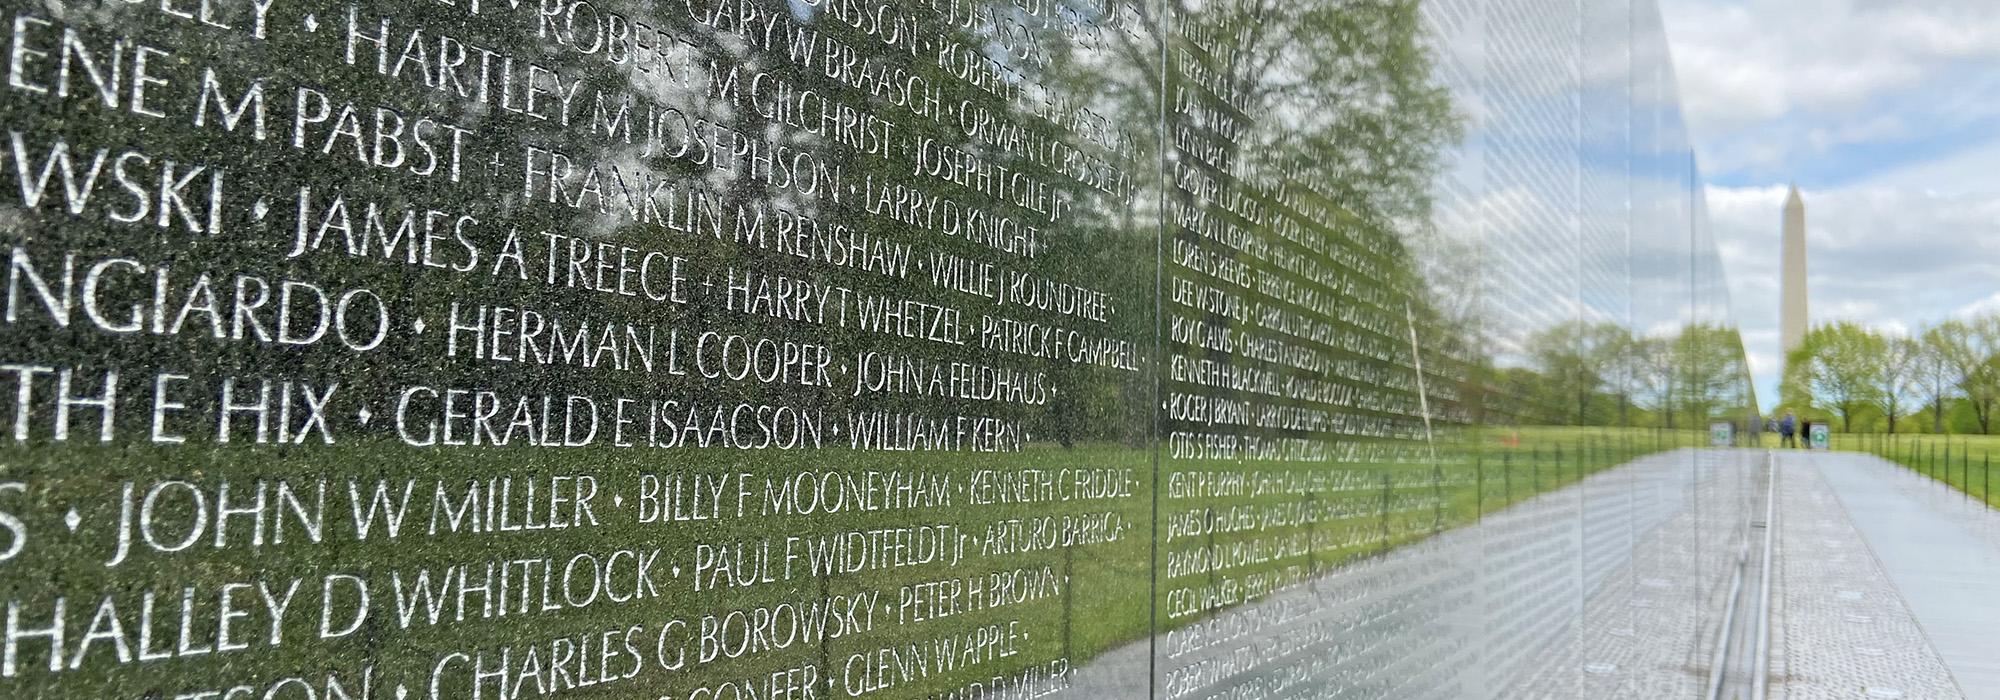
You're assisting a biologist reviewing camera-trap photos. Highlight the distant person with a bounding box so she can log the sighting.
[1779,410,1797,448]
[1801,419,1813,449]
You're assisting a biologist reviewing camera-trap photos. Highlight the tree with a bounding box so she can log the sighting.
[1788,322,1886,432]
[1875,335,1923,434]
[1602,329,1648,427]
[1928,318,2000,434]
[1914,332,1962,433]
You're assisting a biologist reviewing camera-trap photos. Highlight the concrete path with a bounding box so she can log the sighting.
[1791,451,2000,699]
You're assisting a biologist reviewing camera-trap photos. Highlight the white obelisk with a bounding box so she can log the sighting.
[1780,185,1808,359]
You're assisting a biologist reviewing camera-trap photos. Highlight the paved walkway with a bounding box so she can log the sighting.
[1773,451,1961,699]
[1781,451,2000,699]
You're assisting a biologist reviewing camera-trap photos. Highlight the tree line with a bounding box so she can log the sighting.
[1784,317,2000,434]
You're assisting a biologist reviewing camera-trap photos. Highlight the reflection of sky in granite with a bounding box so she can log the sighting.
[1422,0,1710,336]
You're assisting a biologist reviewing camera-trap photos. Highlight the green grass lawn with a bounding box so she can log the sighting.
[1836,432,2000,508]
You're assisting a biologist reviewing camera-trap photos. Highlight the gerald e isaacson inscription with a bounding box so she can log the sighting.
[0,0,1151,697]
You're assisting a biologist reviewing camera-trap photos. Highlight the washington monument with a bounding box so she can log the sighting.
[1781,185,1808,359]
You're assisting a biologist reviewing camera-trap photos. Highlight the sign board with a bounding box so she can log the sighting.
[1711,422,1734,447]
[1810,424,1832,450]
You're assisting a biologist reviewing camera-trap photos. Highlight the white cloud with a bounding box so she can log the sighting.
[1662,0,2000,181]
[1866,134,2000,195]
[1664,0,2000,130]
[1953,292,2000,319]
[1806,115,1906,152]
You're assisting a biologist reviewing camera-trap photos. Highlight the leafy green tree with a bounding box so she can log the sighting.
[1914,330,1962,433]
[1928,318,2000,434]
[1876,335,1923,434]
[1636,335,1679,428]
[1788,322,1886,432]
[1602,328,1649,427]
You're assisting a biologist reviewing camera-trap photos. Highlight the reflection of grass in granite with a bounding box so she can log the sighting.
[1140,426,1704,698]
[1463,426,1705,517]
[1150,426,1706,697]
[0,441,1157,698]
[1151,427,1696,612]
[0,428,1693,697]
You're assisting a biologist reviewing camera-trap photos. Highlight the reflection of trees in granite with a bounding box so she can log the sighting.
[1675,323,1753,431]
[1506,321,1754,431]
[1526,321,1634,427]
[1153,0,1473,448]
[1162,0,1459,225]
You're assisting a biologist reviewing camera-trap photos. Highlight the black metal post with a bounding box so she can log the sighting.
[1532,447,1542,492]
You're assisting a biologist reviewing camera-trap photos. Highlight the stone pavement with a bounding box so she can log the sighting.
[1784,451,2000,699]
[1771,451,1962,699]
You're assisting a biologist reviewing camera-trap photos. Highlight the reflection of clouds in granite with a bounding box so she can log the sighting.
[1418,0,1727,380]
[1423,177,1592,363]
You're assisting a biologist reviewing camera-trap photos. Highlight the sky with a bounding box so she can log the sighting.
[1659,0,2000,410]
